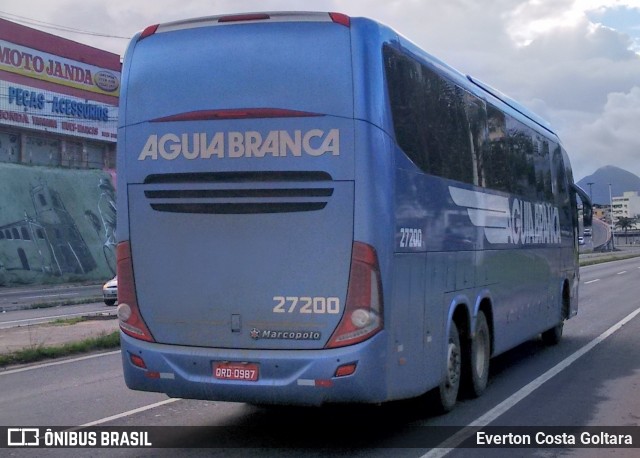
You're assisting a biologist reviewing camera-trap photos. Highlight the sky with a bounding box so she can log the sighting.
[2,0,640,182]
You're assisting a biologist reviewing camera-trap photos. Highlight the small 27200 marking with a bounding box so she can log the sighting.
[272,296,340,314]
[399,227,423,248]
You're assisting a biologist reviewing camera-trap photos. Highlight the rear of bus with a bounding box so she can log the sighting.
[117,13,394,405]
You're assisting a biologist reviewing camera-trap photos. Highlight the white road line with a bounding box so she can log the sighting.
[584,279,600,284]
[67,398,182,430]
[617,271,627,275]
[25,292,79,299]
[0,349,181,428]
[1,311,112,326]
[0,288,73,297]
[421,306,640,458]
[0,350,121,376]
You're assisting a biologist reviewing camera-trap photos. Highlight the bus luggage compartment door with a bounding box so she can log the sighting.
[127,177,354,350]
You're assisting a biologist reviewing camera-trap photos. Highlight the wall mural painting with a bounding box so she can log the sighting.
[0,165,116,286]
[84,177,117,275]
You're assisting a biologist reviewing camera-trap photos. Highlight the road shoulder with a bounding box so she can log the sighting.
[0,317,118,356]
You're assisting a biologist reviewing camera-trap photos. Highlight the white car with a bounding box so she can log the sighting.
[103,276,118,306]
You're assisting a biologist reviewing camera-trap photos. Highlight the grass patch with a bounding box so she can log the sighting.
[29,296,104,309]
[0,331,120,368]
[579,252,640,267]
[50,317,86,326]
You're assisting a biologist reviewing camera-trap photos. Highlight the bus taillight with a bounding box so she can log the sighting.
[326,242,383,348]
[116,241,155,342]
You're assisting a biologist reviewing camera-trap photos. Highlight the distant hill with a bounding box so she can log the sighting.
[576,166,640,205]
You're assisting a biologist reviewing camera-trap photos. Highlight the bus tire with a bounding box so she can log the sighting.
[541,322,563,345]
[433,321,461,413]
[466,311,490,398]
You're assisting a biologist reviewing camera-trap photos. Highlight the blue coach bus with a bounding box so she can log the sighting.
[116,12,592,412]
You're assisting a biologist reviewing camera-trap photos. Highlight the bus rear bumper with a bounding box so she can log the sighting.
[120,332,389,406]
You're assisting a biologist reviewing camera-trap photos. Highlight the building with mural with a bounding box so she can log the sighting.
[0,18,118,285]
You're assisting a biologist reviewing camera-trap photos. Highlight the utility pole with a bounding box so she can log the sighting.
[609,183,615,251]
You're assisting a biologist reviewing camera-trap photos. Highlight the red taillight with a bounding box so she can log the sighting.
[329,12,351,27]
[117,241,155,342]
[326,242,383,348]
[139,24,159,41]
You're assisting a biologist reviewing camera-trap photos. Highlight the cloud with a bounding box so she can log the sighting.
[495,11,640,180]
[562,87,640,179]
[495,17,640,112]
[4,0,640,181]
[588,4,640,51]
[358,0,640,180]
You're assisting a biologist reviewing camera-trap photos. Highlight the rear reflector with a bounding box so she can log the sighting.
[129,353,147,369]
[335,363,357,377]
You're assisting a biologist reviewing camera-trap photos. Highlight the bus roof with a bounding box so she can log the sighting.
[466,75,555,135]
[137,11,351,39]
[132,10,557,139]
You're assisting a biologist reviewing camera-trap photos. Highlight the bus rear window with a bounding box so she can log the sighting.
[124,22,353,125]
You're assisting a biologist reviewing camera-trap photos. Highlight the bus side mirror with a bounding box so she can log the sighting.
[582,202,593,228]
[571,184,593,228]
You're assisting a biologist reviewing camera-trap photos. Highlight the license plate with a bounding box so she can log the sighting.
[213,362,259,381]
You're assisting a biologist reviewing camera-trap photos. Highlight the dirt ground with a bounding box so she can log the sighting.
[0,317,119,355]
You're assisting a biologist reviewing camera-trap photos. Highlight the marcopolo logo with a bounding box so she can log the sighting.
[138,129,340,161]
[250,328,321,341]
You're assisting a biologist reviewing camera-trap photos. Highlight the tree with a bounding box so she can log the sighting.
[615,216,637,244]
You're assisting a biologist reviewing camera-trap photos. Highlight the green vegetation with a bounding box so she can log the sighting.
[0,331,120,368]
[49,317,87,326]
[29,296,104,309]
[580,253,640,267]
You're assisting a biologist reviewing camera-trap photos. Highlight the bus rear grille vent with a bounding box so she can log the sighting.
[143,172,334,214]
[144,171,332,184]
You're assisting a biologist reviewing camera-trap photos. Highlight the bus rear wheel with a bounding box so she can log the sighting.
[541,322,563,345]
[465,311,490,397]
[432,322,461,413]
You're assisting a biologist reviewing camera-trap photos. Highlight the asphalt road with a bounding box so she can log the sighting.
[1,258,639,457]
[0,283,104,311]
[0,302,115,329]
